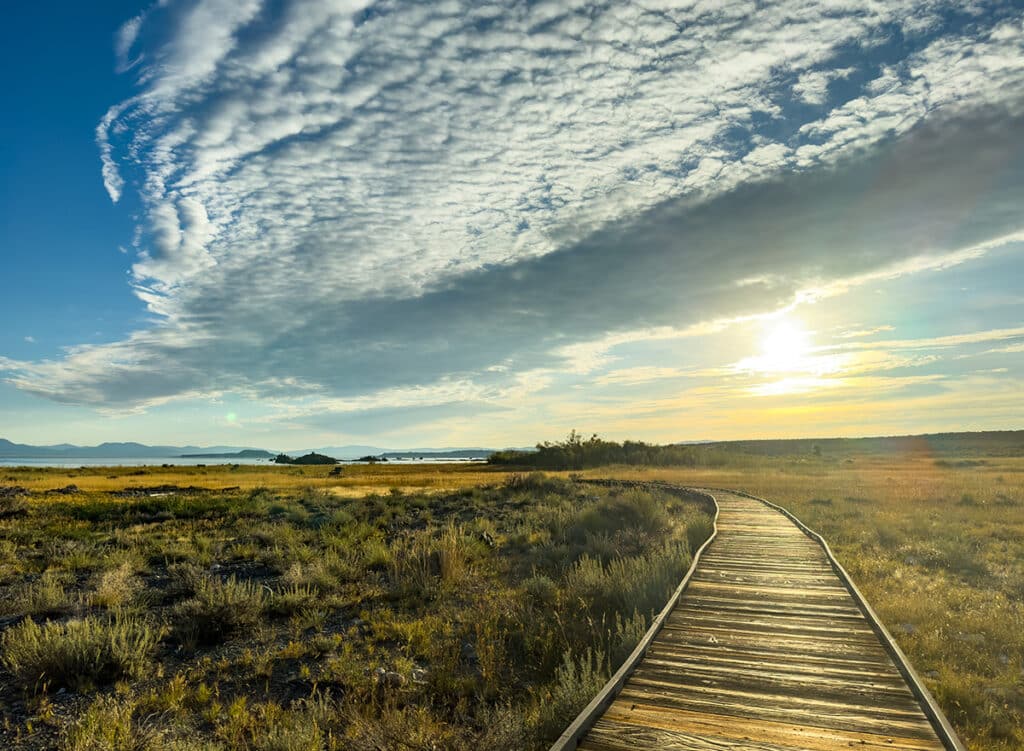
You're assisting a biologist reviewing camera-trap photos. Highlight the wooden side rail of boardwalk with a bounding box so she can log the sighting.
[553,487,965,751]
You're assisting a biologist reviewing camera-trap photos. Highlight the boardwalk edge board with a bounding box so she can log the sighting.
[548,482,967,751]
[547,484,721,751]
[700,486,968,751]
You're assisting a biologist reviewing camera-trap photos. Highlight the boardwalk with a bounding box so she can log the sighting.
[565,489,960,751]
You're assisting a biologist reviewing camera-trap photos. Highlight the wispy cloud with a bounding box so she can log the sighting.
[836,325,895,339]
[4,0,1023,430]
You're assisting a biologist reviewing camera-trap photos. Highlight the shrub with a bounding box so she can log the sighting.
[569,490,669,543]
[3,570,71,617]
[437,524,473,583]
[2,615,161,691]
[63,694,159,751]
[608,610,648,668]
[90,562,142,609]
[522,574,558,607]
[173,576,267,645]
[685,516,714,555]
[269,583,318,617]
[563,541,688,623]
[534,649,608,742]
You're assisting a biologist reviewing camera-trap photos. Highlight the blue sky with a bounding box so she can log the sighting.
[1,0,1023,449]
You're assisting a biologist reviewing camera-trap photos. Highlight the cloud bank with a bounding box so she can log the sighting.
[5,0,1024,426]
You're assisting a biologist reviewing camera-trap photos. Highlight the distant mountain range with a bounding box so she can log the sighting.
[0,438,266,458]
[0,438,524,461]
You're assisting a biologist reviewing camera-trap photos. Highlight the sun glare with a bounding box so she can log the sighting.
[731,316,848,396]
[758,318,812,373]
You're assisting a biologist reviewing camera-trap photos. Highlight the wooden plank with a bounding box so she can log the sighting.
[585,704,946,751]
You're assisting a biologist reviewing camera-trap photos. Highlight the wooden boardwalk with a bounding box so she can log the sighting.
[562,489,961,751]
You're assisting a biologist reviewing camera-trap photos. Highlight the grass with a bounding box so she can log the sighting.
[0,467,710,750]
[3,453,1017,750]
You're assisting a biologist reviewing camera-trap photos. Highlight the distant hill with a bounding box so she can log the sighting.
[703,430,1024,457]
[0,439,265,458]
[490,430,1024,470]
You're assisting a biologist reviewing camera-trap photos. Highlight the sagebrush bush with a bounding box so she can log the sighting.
[563,540,689,623]
[2,615,161,691]
[685,516,714,555]
[269,583,318,617]
[63,694,159,751]
[90,561,142,609]
[569,489,670,544]
[3,569,71,617]
[534,649,608,742]
[173,575,267,645]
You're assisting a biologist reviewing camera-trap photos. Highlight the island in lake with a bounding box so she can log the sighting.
[272,452,339,465]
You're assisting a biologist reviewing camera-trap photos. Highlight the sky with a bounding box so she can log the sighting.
[1,0,1023,450]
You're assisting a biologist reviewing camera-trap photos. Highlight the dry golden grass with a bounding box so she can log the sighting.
[1,461,513,495]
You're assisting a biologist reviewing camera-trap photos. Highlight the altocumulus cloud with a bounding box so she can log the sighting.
[4,0,1024,419]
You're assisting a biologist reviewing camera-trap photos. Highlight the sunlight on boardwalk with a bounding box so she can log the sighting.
[576,491,950,751]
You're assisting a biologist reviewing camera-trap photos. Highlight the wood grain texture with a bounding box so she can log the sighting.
[572,490,950,751]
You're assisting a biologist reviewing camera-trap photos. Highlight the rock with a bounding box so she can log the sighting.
[372,667,406,688]
[957,632,985,645]
[46,484,79,495]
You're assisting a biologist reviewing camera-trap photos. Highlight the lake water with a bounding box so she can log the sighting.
[0,456,488,468]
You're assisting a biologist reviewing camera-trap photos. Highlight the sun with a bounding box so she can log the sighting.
[758,318,812,373]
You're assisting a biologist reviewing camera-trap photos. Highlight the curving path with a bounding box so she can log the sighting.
[557,488,964,751]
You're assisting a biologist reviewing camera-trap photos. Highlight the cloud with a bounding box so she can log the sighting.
[594,367,693,387]
[7,0,1024,422]
[827,326,1024,352]
[836,325,895,339]
[792,66,856,105]
[115,13,145,73]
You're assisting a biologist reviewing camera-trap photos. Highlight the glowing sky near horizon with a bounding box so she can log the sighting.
[1,0,1023,448]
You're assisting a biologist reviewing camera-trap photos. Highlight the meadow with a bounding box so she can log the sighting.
[0,465,711,750]
[1,449,1020,750]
